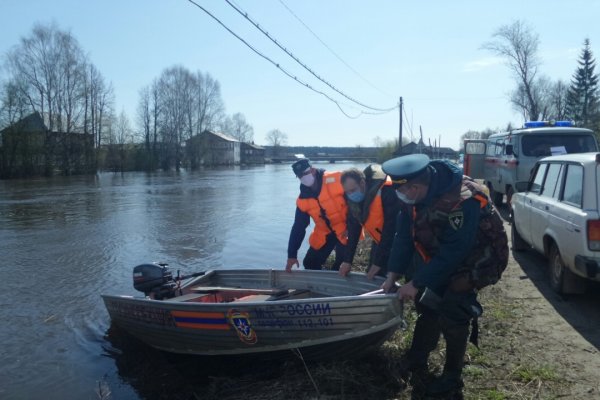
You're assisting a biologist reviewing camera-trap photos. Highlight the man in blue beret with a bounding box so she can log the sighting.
[286,158,348,272]
[381,154,508,397]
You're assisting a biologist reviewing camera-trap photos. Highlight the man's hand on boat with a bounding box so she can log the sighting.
[338,262,352,277]
[285,258,299,272]
[397,280,418,301]
[381,273,398,293]
[366,264,382,280]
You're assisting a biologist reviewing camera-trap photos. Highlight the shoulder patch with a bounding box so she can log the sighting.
[448,210,464,230]
[325,177,336,184]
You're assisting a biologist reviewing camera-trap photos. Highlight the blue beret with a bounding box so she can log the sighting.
[382,154,430,184]
[292,158,312,176]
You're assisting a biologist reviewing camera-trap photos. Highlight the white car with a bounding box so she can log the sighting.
[511,152,600,294]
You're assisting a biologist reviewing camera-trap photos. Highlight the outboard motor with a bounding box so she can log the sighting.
[133,263,176,299]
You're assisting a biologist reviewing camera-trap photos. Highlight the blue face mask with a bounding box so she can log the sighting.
[347,191,365,203]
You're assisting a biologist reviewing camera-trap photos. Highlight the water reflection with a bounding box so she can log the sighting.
[0,162,365,399]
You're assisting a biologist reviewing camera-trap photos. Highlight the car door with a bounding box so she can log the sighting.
[557,163,586,267]
[463,140,486,178]
[529,162,564,253]
[516,163,548,244]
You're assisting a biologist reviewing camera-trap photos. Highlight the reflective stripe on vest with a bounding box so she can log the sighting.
[296,171,348,249]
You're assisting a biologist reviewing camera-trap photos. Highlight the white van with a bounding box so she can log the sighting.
[463,121,598,205]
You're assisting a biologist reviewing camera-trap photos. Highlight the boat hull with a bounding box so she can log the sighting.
[102,269,404,360]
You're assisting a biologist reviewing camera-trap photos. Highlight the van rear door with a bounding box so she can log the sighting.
[463,139,486,178]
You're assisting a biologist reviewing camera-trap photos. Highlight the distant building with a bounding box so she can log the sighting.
[241,142,265,164]
[0,112,95,179]
[186,130,241,167]
[398,139,458,160]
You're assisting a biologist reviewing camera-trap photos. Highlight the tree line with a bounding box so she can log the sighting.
[461,20,599,147]
[0,22,288,175]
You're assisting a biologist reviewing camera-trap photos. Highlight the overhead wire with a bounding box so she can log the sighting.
[223,0,397,113]
[276,0,393,98]
[186,0,369,119]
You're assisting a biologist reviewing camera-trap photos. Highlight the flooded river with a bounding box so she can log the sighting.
[0,162,365,400]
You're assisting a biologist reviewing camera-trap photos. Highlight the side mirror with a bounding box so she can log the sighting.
[514,181,529,193]
[505,144,514,156]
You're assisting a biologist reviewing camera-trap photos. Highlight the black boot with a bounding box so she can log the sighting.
[426,322,469,397]
[405,309,441,392]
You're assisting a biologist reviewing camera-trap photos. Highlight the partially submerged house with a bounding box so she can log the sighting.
[0,112,95,178]
[241,142,265,164]
[186,130,265,168]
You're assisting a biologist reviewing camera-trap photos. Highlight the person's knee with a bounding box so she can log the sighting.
[302,253,322,270]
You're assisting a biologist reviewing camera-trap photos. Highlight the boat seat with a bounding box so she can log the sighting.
[233,294,273,303]
[189,286,287,296]
[168,293,212,302]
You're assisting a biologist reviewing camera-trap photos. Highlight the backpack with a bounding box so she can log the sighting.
[457,178,509,290]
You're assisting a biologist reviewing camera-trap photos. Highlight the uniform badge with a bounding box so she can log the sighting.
[449,210,464,230]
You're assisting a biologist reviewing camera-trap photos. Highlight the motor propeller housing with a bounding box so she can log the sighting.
[133,263,176,299]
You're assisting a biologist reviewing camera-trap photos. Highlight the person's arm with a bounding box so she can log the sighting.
[343,211,361,264]
[339,209,361,276]
[386,208,414,276]
[372,188,402,268]
[287,206,310,259]
[411,198,480,291]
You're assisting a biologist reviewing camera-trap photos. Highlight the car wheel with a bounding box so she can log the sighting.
[511,216,529,251]
[548,244,564,293]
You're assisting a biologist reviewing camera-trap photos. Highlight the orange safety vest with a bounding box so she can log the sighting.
[363,178,392,244]
[296,171,348,249]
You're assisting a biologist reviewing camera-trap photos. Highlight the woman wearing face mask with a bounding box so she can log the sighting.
[338,165,402,279]
[285,158,348,272]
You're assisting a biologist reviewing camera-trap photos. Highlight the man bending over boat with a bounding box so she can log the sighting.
[285,158,348,272]
[381,154,508,397]
[338,165,402,279]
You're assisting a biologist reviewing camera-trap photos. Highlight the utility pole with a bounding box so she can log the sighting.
[398,97,403,154]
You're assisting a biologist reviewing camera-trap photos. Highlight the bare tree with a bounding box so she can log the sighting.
[222,112,254,142]
[136,66,225,170]
[3,22,110,175]
[193,71,224,135]
[265,129,288,155]
[483,20,541,120]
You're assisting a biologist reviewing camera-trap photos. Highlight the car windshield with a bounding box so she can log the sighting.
[521,135,597,157]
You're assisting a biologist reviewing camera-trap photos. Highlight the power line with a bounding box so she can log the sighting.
[186,0,374,119]
[223,0,397,113]
[276,0,393,98]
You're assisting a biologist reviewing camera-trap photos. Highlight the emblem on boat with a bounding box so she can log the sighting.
[227,309,257,345]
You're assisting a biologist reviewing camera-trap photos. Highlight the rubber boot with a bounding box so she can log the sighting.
[426,322,469,397]
[406,310,441,391]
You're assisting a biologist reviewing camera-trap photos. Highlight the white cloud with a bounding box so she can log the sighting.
[463,57,503,72]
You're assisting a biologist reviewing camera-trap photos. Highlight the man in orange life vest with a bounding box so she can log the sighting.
[338,165,402,279]
[285,158,348,272]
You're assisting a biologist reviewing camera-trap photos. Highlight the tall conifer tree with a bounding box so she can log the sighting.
[565,38,599,127]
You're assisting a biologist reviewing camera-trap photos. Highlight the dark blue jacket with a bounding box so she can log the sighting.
[387,160,480,293]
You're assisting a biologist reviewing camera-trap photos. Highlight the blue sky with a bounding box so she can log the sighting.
[1,0,598,149]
